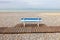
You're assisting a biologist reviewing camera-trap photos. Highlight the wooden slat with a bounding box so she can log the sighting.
[0,24,60,34]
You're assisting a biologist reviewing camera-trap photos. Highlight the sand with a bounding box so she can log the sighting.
[0,12,60,40]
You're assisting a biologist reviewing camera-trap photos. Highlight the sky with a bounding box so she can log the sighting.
[0,0,60,10]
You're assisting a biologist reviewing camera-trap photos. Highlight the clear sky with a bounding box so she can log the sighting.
[0,0,60,10]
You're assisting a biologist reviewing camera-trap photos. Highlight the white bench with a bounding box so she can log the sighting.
[21,18,42,27]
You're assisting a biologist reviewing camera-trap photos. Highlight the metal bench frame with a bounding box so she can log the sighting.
[21,17,42,27]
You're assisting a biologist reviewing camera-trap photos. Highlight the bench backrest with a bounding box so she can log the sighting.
[21,18,42,22]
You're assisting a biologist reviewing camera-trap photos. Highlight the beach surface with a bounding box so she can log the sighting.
[0,12,60,40]
[0,12,60,27]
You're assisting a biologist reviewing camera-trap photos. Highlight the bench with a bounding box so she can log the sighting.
[21,17,42,27]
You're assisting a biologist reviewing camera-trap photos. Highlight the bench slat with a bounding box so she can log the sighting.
[21,20,42,22]
[21,18,42,20]
[21,18,42,22]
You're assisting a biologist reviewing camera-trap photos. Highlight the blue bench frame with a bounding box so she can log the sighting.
[21,18,42,27]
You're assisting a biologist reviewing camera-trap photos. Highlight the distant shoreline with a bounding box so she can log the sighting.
[0,10,60,12]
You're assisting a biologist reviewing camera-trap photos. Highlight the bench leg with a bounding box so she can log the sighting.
[37,23,39,27]
[23,23,25,27]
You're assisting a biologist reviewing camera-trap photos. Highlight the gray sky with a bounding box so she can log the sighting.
[0,0,60,10]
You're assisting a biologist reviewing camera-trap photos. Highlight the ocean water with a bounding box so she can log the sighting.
[0,9,60,12]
